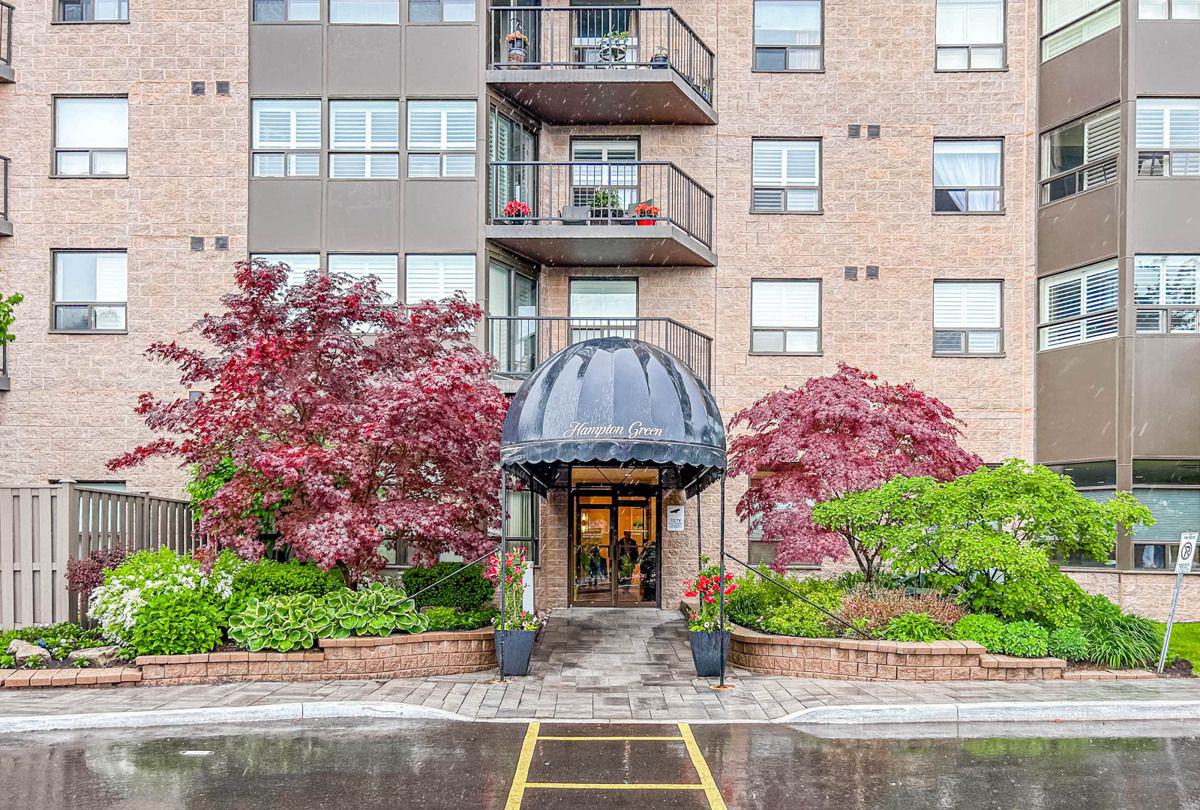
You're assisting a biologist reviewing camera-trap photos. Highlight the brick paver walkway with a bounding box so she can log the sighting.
[1,608,1197,723]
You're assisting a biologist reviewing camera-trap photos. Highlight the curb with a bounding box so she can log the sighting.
[779,699,1200,725]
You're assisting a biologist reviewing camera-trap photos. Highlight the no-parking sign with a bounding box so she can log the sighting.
[1177,532,1197,574]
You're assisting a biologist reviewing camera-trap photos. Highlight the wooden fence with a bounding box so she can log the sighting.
[0,482,195,628]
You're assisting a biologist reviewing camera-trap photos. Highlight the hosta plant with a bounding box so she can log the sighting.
[950,613,1006,652]
[997,620,1050,658]
[881,612,949,643]
[1048,626,1090,662]
[125,590,224,656]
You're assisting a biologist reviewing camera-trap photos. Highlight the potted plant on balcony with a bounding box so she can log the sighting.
[599,29,630,64]
[682,558,737,677]
[633,202,660,226]
[506,30,529,64]
[651,46,670,68]
[589,188,624,221]
[501,199,532,225]
[487,548,544,676]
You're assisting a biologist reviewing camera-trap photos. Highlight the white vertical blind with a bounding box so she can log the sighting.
[328,255,399,304]
[55,98,128,148]
[933,281,1002,328]
[405,255,477,302]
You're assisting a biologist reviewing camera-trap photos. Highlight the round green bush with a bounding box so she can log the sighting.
[422,606,497,632]
[1048,626,1090,661]
[997,620,1050,658]
[226,560,345,616]
[401,562,493,610]
[881,612,949,643]
[126,589,224,656]
[951,614,1006,651]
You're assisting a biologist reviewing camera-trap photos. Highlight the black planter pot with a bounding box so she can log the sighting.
[689,629,730,677]
[495,628,536,676]
[651,55,669,68]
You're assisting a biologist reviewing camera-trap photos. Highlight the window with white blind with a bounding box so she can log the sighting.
[1040,107,1119,204]
[1041,0,1119,62]
[52,251,128,332]
[751,279,820,354]
[753,0,822,71]
[1134,255,1200,334]
[1038,260,1119,350]
[251,253,320,288]
[409,0,474,22]
[405,255,477,303]
[570,140,639,210]
[1136,99,1200,177]
[252,0,320,21]
[936,0,1005,71]
[252,100,321,178]
[58,0,129,22]
[407,100,477,178]
[330,101,400,179]
[1139,0,1200,18]
[933,280,1003,355]
[751,140,820,213]
[328,255,399,304]
[330,0,399,23]
[53,97,128,177]
[933,139,1003,212]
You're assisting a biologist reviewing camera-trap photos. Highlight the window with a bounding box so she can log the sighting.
[1040,107,1119,204]
[328,255,399,304]
[251,253,320,287]
[933,280,1003,355]
[252,100,321,177]
[52,251,127,332]
[569,279,637,342]
[409,0,474,22]
[1038,260,1119,349]
[1132,486,1200,570]
[253,0,320,20]
[751,139,820,213]
[53,97,128,177]
[329,101,400,179]
[500,490,539,564]
[1139,0,1200,18]
[570,139,638,211]
[936,0,1005,70]
[1136,99,1200,177]
[933,139,1003,212]
[405,255,476,302]
[751,279,820,354]
[489,261,538,375]
[1134,255,1200,334]
[489,107,538,219]
[1041,0,1119,62]
[330,0,399,23]
[753,0,821,71]
[407,100,477,178]
[58,0,129,22]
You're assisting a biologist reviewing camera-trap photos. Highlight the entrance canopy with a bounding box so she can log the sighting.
[501,337,727,495]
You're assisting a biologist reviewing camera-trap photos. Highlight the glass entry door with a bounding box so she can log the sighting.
[571,492,658,607]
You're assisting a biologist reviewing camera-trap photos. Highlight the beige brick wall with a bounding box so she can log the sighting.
[0,0,248,495]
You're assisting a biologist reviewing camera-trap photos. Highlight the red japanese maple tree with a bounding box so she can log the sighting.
[109,259,508,577]
[727,364,982,579]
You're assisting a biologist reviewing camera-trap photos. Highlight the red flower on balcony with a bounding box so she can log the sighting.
[502,200,532,218]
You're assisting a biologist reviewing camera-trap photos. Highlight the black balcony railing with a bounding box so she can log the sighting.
[0,155,9,224]
[490,5,715,106]
[0,344,8,391]
[0,2,12,69]
[487,316,712,385]
[488,160,714,248]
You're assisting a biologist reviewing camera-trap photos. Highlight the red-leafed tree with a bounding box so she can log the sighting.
[727,364,982,580]
[110,259,508,578]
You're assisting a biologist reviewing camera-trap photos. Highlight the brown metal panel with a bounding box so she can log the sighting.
[326,182,402,252]
[249,180,324,252]
[1133,21,1200,96]
[328,25,402,97]
[1130,180,1200,253]
[405,26,478,97]
[1037,183,1121,275]
[1131,337,1200,458]
[1035,340,1121,464]
[249,24,324,96]
[1038,28,1122,131]
[404,181,480,251]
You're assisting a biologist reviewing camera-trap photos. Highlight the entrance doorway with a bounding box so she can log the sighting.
[571,488,659,607]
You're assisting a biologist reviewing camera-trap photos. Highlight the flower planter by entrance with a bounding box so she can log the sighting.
[689,629,730,677]
[495,629,536,676]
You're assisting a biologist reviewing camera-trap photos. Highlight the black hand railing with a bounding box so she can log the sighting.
[0,155,9,224]
[490,5,715,106]
[0,2,12,68]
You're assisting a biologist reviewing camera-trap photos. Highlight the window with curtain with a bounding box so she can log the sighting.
[1136,98,1200,177]
[1134,255,1200,334]
[1041,0,1119,62]
[753,0,822,71]
[252,100,321,178]
[751,279,820,354]
[933,280,1003,355]
[407,100,477,178]
[1139,0,1200,17]
[330,0,399,23]
[1040,106,1119,203]
[252,0,320,21]
[52,251,128,332]
[57,0,129,21]
[751,139,820,213]
[935,0,1005,70]
[328,255,399,304]
[405,255,477,302]
[410,0,475,22]
[1038,260,1119,350]
[933,139,1003,212]
[251,253,320,287]
[329,101,400,179]
[53,97,128,177]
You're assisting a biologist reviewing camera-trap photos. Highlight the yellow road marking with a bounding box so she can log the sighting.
[536,735,684,741]
[526,783,706,790]
[679,723,729,810]
[504,722,540,810]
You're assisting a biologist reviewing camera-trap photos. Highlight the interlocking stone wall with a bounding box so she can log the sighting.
[1068,570,1200,622]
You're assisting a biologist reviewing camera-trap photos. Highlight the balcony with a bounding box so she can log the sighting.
[486,160,715,267]
[487,316,712,389]
[0,2,12,83]
[0,344,7,392]
[0,156,10,237]
[487,6,716,125]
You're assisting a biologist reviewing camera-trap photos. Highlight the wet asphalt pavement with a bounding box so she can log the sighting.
[3,719,1199,810]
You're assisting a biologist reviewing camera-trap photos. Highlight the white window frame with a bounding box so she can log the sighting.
[1041,0,1120,62]
[252,99,322,178]
[51,250,129,333]
[407,100,477,179]
[1038,259,1120,350]
[750,279,821,355]
[1134,254,1200,334]
[935,0,1007,71]
[404,254,477,303]
[751,139,821,213]
[1138,0,1200,18]
[408,0,475,22]
[933,280,1004,356]
[329,0,400,24]
[53,96,129,178]
[251,253,321,288]
[933,138,1004,213]
[329,100,400,179]
[251,0,321,22]
[328,254,400,305]
[1136,98,1200,178]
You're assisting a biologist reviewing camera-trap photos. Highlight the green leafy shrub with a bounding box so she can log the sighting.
[400,562,493,610]
[0,654,14,668]
[997,620,1050,658]
[1048,626,1090,661]
[422,606,497,632]
[125,589,224,656]
[226,561,344,616]
[950,614,1006,651]
[1080,596,1158,668]
[726,569,844,635]
[760,600,835,638]
[0,622,106,662]
[881,612,949,642]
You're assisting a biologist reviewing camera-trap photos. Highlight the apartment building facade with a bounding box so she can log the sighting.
[0,0,1193,616]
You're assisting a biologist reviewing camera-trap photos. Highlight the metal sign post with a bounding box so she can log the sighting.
[1157,531,1196,674]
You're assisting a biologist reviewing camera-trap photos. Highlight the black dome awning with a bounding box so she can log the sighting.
[501,337,727,496]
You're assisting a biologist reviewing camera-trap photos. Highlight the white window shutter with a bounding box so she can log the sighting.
[329,255,399,305]
[405,255,477,303]
[95,254,128,300]
[752,280,819,328]
[934,282,1001,329]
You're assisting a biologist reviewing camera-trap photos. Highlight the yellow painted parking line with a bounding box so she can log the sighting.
[679,723,728,810]
[526,782,706,791]
[536,735,684,741]
[504,722,540,810]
